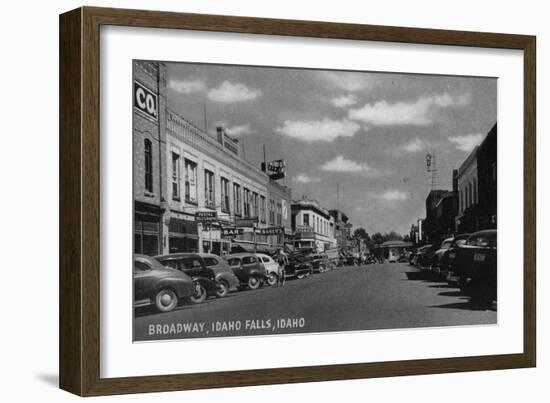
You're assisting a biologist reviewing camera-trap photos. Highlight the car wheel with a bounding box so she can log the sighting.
[296,273,305,279]
[248,276,261,290]
[188,282,207,304]
[266,272,278,286]
[215,280,229,298]
[155,289,178,312]
[319,265,326,273]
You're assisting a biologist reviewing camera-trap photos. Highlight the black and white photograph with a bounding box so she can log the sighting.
[133,60,497,342]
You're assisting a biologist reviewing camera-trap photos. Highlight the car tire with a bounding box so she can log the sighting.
[319,265,326,273]
[248,276,261,290]
[155,288,178,312]
[215,280,229,298]
[188,282,207,304]
[266,272,278,286]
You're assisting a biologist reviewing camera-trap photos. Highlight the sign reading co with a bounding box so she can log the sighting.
[134,81,158,121]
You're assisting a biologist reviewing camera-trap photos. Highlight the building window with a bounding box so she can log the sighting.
[473,178,478,204]
[184,159,197,203]
[204,169,215,209]
[243,188,250,217]
[144,139,153,193]
[171,152,180,200]
[269,199,275,224]
[221,177,230,213]
[260,196,266,223]
[277,203,282,226]
[303,213,309,226]
[233,183,241,216]
[252,192,259,218]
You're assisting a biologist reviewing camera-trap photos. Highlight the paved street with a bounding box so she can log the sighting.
[134,262,496,341]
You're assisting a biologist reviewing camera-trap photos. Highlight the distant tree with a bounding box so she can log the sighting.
[371,232,385,245]
[353,227,369,240]
[403,234,411,242]
[385,231,403,241]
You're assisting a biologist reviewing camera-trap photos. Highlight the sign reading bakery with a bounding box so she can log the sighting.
[134,81,158,121]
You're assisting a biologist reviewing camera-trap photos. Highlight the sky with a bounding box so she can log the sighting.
[165,62,497,235]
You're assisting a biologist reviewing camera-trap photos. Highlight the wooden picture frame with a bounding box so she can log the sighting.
[59,6,536,396]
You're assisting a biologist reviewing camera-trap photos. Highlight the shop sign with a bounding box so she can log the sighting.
[221,227,244,238]
[134,81,158,121]
[235,217,258,227]
[261,159,286,180]
[195,211,218,222]
[296,225,314,233]
[256,227,283,235]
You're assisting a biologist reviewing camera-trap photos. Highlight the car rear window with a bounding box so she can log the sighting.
[203,257,219,267]
[242,256,256,264]
[181,258,203,270]
[467,234,496,247]
[227,258,240,267]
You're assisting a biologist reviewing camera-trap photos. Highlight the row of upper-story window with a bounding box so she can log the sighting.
[144,141,282,225]
[300,212,332,237]
[459,178,478,213]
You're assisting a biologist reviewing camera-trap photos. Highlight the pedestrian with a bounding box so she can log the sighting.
[276,248,287,287]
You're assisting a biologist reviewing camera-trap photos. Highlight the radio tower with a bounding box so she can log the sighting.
[426,152,439,190]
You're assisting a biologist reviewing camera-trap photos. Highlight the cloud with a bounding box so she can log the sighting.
[167,79,205,94]
[293,173,321,184]
[348,93,469,126]
[225,123,254,137]
[275,118,360,142]
[321,71,373,92]
[208,81,260,103]
[321,155,370,172]
[380,190,409,201]
[448,133,484,152]
[331,94,357,108]
[398,138,428,153]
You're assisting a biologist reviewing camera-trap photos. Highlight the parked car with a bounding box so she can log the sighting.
[155,253,217,303]
[225,253,267,290]
[200,253,240,297]
[440,234,470,281]
[308,253,332,273]
[412,244,433,268]
[285,252,314,279]
[450,230,497,302]
[133,254,195,312]
[431,237,454,274]
[256,253,280,286]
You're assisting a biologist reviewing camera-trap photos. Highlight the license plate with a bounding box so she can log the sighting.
[473,253,486,262]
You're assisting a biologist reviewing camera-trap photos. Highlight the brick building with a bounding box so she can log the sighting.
[133,60,292,256]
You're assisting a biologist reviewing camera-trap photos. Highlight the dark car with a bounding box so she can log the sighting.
[155,253,217,304]
[308,253,332,273]
[450,230,497,302]
[285,252,314,279]
[200,253,240,297]
[133,254,195,312]
[225,253,267,290]
[412,244,433,268]
[439,234,470,281]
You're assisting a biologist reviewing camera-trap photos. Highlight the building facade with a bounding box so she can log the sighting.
[329,209,353,252]
[291,198,336,252]
[134,60,291,256]
[133,61,168,257]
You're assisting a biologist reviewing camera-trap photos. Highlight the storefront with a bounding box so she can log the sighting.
[168,216,198,253]
[134,201,163,256]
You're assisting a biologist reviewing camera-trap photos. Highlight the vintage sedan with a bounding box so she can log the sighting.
[440,233,470,281]
[285,252,314,279]
[200,253,240,297]
[256,253,280,286]
[133,254,195,312]
[225,253,267,290]
[308,253,332,273]
[450,230,497,302]
[155,253,217,304]
[430,237,454,274]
